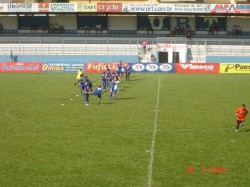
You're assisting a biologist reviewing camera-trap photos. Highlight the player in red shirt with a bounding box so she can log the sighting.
[235,104,248,132]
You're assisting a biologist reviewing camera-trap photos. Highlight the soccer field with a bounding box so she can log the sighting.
[0,73,250,187]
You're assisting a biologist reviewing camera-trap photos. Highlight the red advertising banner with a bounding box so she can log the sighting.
[85,62,128,73]
[0,62,42,73]
[97,3,122,12]
[38,3,49,12]
[210,4,250,14]
[175,63,219,74]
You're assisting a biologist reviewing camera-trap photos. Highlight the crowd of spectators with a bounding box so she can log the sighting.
[81,25,103,33]
[232,25,242,35]
[0,20,248,38]
[49,22,64,33]
[28,22,64,33]
[174,24,192,39]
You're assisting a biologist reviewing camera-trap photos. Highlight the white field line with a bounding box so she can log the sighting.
[5,104,27,121]
[147,75,161,187]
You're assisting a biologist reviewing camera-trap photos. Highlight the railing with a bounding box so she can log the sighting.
[1,38,250,63]
[2,29,250,39]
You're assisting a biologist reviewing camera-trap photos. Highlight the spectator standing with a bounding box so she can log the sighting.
[232,25,237,34]
[49,23,55,32]
[142,40,148,53]
[236,25,242,35]
[0,22,3,32]
[209,24,214,35]
[186,25,192,40]
[147,23,153,34]
[151,54,156,62]
[10,51,13,62]
[175,25,180,34]
[54,23,59,32]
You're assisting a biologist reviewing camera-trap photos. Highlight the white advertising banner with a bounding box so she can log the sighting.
[49,3,77,12]
[5,3,35,12]
[0,4,6,12]
[0,3,249,14]
[122,3,174,13]
[122,3,211,13]
[174,4,211,13]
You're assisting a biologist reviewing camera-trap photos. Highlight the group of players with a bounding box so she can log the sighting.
[75,62,132,105]
[74,63,249,131]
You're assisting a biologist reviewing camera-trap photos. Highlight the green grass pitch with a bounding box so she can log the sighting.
[0,72,250,187]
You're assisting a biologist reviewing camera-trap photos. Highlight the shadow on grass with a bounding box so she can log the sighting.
[104,102,115,105]
[126,78,140,81]
[242,128,250,132]
[118,89,129,91]
[115,97,136,100]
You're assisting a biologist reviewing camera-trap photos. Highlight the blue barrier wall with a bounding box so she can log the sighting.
[0,55,138,63]
[206,56,250,63]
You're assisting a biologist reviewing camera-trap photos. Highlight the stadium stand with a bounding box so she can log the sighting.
[0,0,250,63]
[1,37,250,63]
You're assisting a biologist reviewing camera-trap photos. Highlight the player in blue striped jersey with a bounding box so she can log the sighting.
[85,75,93,92]
[93,85,102,105]
[117,61,123,78]
[79,74,85,95]
[102,72,107,91]
[83,79,90,105]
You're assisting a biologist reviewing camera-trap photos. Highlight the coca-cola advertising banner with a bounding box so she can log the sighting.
[175,63,219,74]
[0,62,42,73]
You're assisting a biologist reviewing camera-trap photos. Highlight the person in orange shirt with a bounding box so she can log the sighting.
[235,104,248,132]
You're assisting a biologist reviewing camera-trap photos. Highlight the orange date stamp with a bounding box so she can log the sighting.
[186,165,226,174]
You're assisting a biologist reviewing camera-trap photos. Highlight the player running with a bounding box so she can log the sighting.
[235,104,248,132]
[109,76,120,100]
